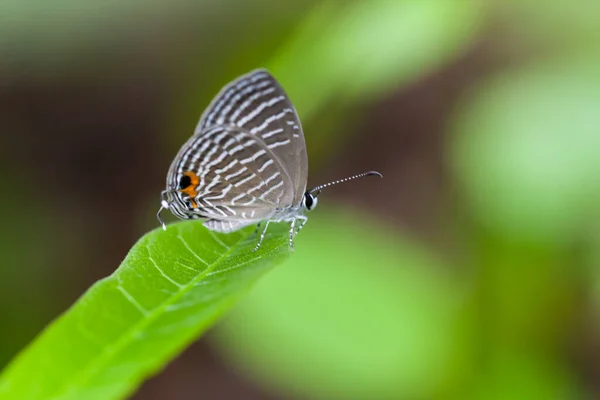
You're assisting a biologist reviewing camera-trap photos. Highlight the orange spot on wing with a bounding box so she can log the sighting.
[180,171,200,207]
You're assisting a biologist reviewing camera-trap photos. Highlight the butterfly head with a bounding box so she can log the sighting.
[301,192,318,212]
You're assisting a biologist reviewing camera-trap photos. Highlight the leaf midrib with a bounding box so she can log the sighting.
[55,229,277,398]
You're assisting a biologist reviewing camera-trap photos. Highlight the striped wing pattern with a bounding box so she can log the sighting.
[166,69,308,230]
[197,69,308,205]
[175,126,286,230]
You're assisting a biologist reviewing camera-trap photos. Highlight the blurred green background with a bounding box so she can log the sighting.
[1,0,599,399]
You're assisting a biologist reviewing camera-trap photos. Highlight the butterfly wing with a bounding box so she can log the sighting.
[167,126,287,226]
[196,69,308,207]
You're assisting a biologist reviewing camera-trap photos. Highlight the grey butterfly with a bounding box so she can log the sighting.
[157,69,381,251]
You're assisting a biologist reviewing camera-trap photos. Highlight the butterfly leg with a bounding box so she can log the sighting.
[294,215,308,236]
[288,218,296,251]
[288,215,308,250]
[253,222,261,236]
[252,221,270,252]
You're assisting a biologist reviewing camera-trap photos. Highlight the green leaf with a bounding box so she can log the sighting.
[0,221,290,400]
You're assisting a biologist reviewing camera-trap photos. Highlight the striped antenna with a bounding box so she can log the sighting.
[308,171,382,195]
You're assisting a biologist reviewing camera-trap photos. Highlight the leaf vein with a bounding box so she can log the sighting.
[116,285,149,316]
[207,230,230,251]
[148,256,184,288]
[177,235,209,267]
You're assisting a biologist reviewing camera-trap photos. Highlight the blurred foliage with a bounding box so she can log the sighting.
[0,222,290,400]
[0,0,308,75]
[267,0,482,161]
[214,209,458,400]
[0,174,65,366]
[267,0,482,117]
[451,56,600,246]
[1,0,600,399]
[492,1,600,57]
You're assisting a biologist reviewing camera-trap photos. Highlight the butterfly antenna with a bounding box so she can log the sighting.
[308,171,382,195]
